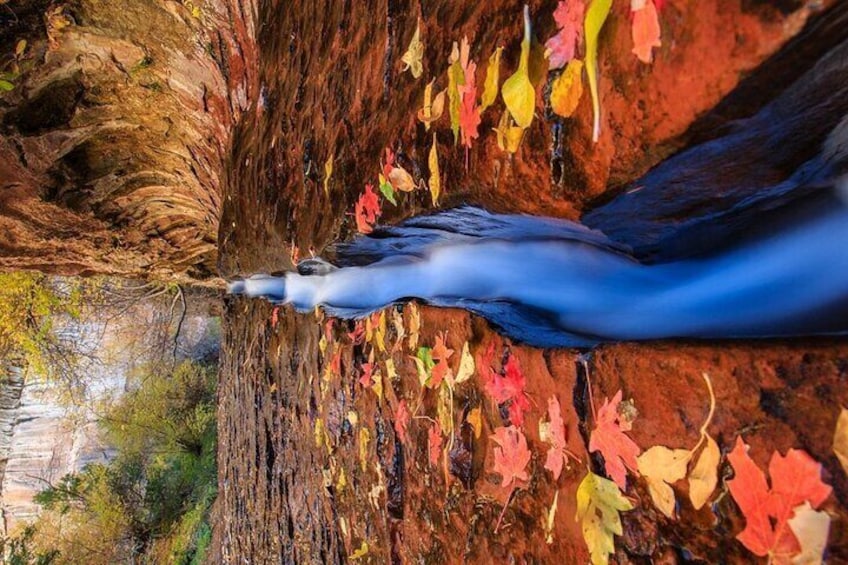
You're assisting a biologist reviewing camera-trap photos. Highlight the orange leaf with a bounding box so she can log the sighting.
[588,390,641,489]
[270,306,280,329]
[394,399,411,444]
[727,437,832,561]
[491,425,531,488]
[428,421,443,466]
[354,183,381,234]
[540,395,569,480]
[459,60,481,148]
[631,0,661,64]
[430,332,454,388]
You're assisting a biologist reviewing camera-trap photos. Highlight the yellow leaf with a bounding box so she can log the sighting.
[545,491,559,545]
[319,334,327,355]
[407,303,420,350]
[454,341,475,384]
[688,434,720,510]
[372,368,384,401]
[359,427,371,472]
[788,501,831,565]
[412,356,429,387]
[347,410,358,427]
[834,408,848,476]
[493,111,524,153]
[323,154,333,195]
[401,21,423,78]
[336,467,347,491]
[374,311,387,352]
[585,0,613,142]
[349,540,369,560]
[551,59,584,118]
[437,383,452,433]
[15,40,27,58]
[502,5,535,129]
[637,446,690,518]
[417,81,446,129]
[388,166,416,192]
[384,358,398,381]
[480,46,503,112]
[576,471,633,565]
[447,40,465,142]
[314,417,325,447]
[467,407,482,439]
[390,308,405,349]
[428,133,440,206]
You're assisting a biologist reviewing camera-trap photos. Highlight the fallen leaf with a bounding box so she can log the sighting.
[467,407,483,439]
[417,80,446,129]
[459,60,481,148]
[428,421,443,466]
[788,502,830,565]
[550,59,584,118]
[270,306,280,329]
[727,437,832,561]
[430,333,454,388]
[493,111,524,153]
[336,467,347,491]
[480,46,503,112]
[637,446,690,518]
[502,5,536,128]
[407,302,420,350]
[834,408,848,476]
[349,540,369,560]
[447,40,466,142]
[540,395,576,480]
[545,0,585,69]
[631,0,661,64]
[388,165,416,192]
[576,470,634,565]
[378,173,397,206]
[354,183,381,233]
[394,399,411,443]
[584,0,613,142]
[588,390,641,489]
[15,39,27,58]
[401,20,423,78]
[428,133,441,205]
[359,362,374,388]
[384,358,398,381]
[347,321,365,345]
[454,342,475,384]
[323,153,333,195]
[491,425,531,488]
[484,352,531,426]
[372,310,387,352]
[414,346,435,387]
[688,434,720,510]
[545,491,559,544]
[359,427,371,471]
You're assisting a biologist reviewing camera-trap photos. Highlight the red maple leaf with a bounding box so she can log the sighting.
[382,147,396,179]
[476,341,498,390]
[588,390,641,489]
[347,320,365,345]
[459,61,481,149]
[430,333,454,388]
[394,399,411,444]
[484,353,531,426]
[328,350,342,378]
[631,0,661,64]
[428,421,443,466]
[727,437,832,562]
[545,0,585,70]
[491,425,531,488]
[355,183,381,234]
[359,362,374,388]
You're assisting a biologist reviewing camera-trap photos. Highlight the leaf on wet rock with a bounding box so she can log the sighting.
[584,0,613,142]
[787,501,831,565]
[453,342,475,384]
[467,407,482,439]
[834,408,848,476]
[354,183,381,234]
[637,446,690,518]
[378,173,397,206]
[502,5,536,129]
[388,166,416,192]
[484,352,530,426]
[270,306,280,329]
[428,133,440,206]
[349,540,369,560]
[480,46,503,112]
[545,0,585,70]
[550,59,584,118]
[447,39,467,142]
[430,333,454,388]
[428,421,443,466]
[401,20,423,78]
[727,437,832,561]
[631,0,661,64]
[540,395,578,480]
[417,80,446,129]
[459,60,481,149]
[576,470,633,565]
[588,390,641,489]
[359,362,374,388]
[323,154,333,195]
[413,346,435,387]
[491,425,531,488]
[493,111,525,153]
[407,303,420,350]
[545,491,559,544]
[394,399,411,444]
[359,427,370,472]
[688,434,720,510]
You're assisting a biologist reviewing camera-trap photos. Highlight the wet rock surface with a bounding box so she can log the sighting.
[208,0,848,562]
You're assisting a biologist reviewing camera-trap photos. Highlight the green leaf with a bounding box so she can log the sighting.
[501,5,535,129]
[584,0,613,143]
[378,176,397,205]
[0,79,15,92]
